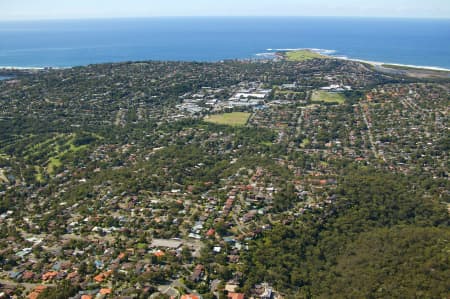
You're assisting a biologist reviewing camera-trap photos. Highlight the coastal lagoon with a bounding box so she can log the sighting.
[0,17,449,68]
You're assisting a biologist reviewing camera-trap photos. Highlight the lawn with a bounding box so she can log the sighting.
[34,166,45,183]
[285,50,328,61]
[204,112,251,126]
[300,138,311,148]
[311,90,346,104]
[22,133,95,176]
[47,157,62,174]
[45,136,91,174]
[0,170,8,183]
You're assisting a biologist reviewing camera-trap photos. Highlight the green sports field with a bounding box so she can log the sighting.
[311,90,346,104]
[204,112,251,126]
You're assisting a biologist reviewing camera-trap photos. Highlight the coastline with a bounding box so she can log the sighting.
[338,57,450,72]
[272,48,450,72]
[1,17,449,72]
[0,66,68,70]
[275,48,450,72]
[1,52,449,73]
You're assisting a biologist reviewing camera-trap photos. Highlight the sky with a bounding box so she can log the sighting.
[1,0,449,20]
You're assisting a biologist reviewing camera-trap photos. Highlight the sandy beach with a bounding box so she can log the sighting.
[339,57,450,72]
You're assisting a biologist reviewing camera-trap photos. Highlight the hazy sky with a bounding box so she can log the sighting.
[1,0,449,20]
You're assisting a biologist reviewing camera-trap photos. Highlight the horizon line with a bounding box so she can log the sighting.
[1,15,450,22]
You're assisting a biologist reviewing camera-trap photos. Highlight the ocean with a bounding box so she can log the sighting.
[0,17,449,69]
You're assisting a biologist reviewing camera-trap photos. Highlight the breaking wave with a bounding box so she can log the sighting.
[255,52,277,57]
[266,48,338,56]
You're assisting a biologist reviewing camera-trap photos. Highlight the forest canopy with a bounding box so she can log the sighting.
[240,167,449,298]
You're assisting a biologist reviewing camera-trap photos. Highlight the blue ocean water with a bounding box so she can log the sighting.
[0,17,449,68]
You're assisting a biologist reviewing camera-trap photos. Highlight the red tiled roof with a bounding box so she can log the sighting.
[154,250,165,257]
[100,288,112,295]
[28,285,48,299]
[94,270,112,283]
[42,271,58,281]
[228,293,245,299]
